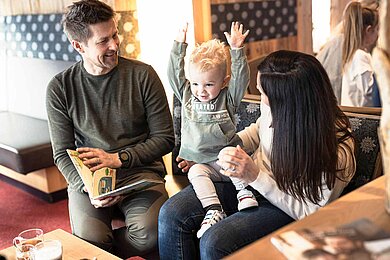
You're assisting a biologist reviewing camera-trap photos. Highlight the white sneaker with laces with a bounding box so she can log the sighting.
[197,209,227,238]
[237,189,258,211]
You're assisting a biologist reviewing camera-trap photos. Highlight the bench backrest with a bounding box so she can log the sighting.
[172,96,382,194]
[341,109,382,194]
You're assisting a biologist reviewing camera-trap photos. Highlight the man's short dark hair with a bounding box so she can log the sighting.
[62,0,115,43]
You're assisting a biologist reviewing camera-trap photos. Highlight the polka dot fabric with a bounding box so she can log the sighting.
[116,11,140,60]
[211,0,297,42]
[0,11,140,62]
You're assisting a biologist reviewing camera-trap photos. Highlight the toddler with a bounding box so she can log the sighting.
[168,22,257,238]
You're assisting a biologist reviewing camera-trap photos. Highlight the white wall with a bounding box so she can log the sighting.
[0,52,7,111]
[5,57,73,120]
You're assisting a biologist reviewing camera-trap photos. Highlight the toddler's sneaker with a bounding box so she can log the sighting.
[197,209,227,238]
[237,188,258,211]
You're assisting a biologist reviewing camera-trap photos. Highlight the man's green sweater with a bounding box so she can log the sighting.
[46,57,174,192]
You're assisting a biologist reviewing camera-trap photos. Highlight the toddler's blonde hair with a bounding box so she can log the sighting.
[189,39,228,78]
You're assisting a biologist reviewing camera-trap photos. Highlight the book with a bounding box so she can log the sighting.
[66,149,163,199]
[93,178,164,200]
[270,218,390,260]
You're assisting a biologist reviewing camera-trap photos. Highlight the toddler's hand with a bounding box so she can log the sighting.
[175,23,188,43]
[224,21,249,49]
[176,156,195,173]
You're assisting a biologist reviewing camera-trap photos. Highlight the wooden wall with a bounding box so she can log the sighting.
[0,0,136,15]
[330,0,350,33]
[192,0,313,61]
[2,0,314,60]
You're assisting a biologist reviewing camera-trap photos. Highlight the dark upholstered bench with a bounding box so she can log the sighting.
[341,109,382,194]
[0,112,54,173]
[170,96,382,196]
[0,111,67,202]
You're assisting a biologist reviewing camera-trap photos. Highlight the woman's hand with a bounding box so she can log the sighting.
[217,145,259,183]
[224,21,249,49]
[77,147,122,172]
[176,156,195,173]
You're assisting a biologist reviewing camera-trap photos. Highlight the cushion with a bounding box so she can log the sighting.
[342,113,382,194]
[0,111,54,174]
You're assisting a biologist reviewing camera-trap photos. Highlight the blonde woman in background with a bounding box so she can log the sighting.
[316,0,379,105]
[340,2,379,107]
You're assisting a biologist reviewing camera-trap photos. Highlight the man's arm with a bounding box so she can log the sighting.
[122,65,175,169]
[46,76,84,192]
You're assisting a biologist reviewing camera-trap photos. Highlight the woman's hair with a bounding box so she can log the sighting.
[258,50,354,204]
[189,39,228,78]
[358,0,380,10]
[342,2,379,67]
[62,0,115,43]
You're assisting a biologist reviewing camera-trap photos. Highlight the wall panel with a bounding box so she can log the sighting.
[0,11,139,62]
[193,0,312,61]
[330,0,350,33]
[0,0,136,15]
[245,36,298,58]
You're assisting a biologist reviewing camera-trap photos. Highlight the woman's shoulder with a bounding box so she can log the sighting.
[353,49,372,63]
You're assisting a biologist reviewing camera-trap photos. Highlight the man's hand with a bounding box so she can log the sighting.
[77,147,122,172]
[90,195,122,208]
[224,21,249,49]
[83,186,122,208]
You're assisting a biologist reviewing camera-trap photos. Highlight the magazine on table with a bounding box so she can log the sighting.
[66,149,163,199]
[270,218,390,260]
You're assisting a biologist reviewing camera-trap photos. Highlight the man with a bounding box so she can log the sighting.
[46,0,174,258]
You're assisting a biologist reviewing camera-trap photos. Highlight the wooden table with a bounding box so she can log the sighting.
[226,175,390,259]
[0,229,121,259]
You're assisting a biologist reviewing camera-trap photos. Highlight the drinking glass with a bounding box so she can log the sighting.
[31,240,63,260]
[13,228,44,260]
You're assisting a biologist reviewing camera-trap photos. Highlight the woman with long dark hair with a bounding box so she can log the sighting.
[158,50,356,260]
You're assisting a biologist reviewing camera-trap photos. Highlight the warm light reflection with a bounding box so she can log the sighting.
[312,0,331,53]
[136,0,195,110]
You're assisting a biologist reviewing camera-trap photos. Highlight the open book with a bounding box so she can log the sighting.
[67,149,163,199]
[271,218,390,260]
